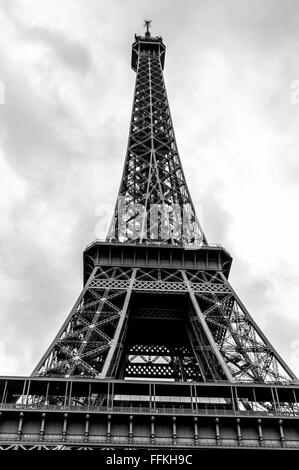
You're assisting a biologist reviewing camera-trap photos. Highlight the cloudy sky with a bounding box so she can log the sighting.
[0,0,299,378]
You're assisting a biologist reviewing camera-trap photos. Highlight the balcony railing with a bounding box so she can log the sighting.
[1,402,298,418]
[0,432,298,449]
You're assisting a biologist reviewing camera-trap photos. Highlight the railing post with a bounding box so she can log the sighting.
[236,418,242,446]
[257,419,264,446]
[215,418,221,445]
[150,416,155,443]
[17,412,24,440]
[129,415,134,443]
[106,414,111,442]
[62,413,68,441]
[194,417,199,445]
[40,413,46,441]
[278,419,285,447]
[84,414,90,441]
[172,416,177,445]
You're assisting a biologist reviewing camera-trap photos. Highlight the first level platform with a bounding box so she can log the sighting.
[0,376,299,450]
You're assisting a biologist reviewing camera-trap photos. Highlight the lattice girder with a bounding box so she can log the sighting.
[33,264,296,384]
[107,45,206,246]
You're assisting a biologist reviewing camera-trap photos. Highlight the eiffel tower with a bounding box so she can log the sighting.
[0,22,299,452]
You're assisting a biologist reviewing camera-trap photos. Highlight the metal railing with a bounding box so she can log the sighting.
[1,402,299,418]
[85,238,230,254]
[0,432,298,449]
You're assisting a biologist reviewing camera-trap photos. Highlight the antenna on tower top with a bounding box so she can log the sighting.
[144,19,151,37]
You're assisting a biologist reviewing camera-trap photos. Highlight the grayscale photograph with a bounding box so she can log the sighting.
[0,0,298,459]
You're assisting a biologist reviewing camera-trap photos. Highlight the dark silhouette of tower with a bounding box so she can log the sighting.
[0,23,299,451]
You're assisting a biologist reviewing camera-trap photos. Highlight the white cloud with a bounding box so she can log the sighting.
[0,146,27,233]
[0,0,299,377]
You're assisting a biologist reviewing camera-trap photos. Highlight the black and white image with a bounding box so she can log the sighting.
[0,0,299,456]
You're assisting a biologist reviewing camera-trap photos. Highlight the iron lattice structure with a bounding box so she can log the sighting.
[1,24,298,452]
[32,28,296,386]
[33,250,296,384]
[107,33,206,246]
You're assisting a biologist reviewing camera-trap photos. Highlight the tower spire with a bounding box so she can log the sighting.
[144,19,151,37]
[107,30,207,247]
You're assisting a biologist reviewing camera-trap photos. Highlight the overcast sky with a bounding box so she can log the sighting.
[0,0,299,378]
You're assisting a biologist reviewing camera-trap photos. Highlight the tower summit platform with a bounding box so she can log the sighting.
[131,22,165,71]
